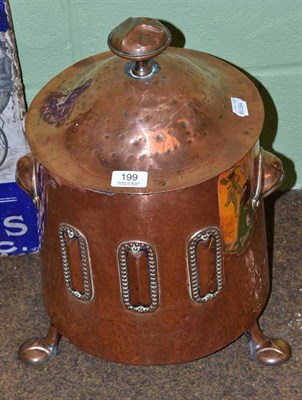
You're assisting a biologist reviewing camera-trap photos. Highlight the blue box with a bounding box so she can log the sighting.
[0,0,39,255]
[0,182,39,255]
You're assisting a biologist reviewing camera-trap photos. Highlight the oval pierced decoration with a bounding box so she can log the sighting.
[187,226,223,303]
[117,241,159,313]
[59,223,94,302]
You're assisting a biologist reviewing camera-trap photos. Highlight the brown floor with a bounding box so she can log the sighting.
[0,190,301,400]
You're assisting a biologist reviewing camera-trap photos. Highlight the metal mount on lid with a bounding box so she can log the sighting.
[25,17,265,194]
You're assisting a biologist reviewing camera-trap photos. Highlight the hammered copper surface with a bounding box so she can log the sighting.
[16,17,290,367]
[34,169,269,365]
[25,48,264,193]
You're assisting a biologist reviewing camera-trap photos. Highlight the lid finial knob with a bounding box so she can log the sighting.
[108,17,171,78]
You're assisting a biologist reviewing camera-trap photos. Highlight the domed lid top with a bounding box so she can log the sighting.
[26,17,264,194]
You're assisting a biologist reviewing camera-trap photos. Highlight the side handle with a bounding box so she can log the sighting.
[252,149,284,210]
[261,149,284,198]
[16,153,40,208]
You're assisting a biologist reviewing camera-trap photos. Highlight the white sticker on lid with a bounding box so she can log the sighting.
[111,171,148,188]
[231,97,249,117]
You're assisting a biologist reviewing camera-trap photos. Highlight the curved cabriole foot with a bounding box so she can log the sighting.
[246,321,291,366]
[19,322,61,366]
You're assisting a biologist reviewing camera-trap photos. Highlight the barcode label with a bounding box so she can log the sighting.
[231,97,249,117]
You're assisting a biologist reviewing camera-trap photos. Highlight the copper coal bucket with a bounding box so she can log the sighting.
[16,18,291,366]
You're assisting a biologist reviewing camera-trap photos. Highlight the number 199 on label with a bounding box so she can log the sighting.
[111,171,148,188]
[122,173,138,181]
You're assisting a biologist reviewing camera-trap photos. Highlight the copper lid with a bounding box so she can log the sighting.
[26,17,264,194]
